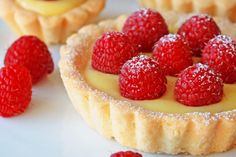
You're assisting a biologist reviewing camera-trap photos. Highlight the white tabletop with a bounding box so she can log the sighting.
[0,0,235,157]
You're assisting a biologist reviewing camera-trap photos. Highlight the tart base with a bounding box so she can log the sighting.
[138,0,236,22]
[0,0,106,45]
[59,13,236,155]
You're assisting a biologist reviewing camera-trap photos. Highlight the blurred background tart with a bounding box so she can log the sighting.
[138,0,236,22]
[0,0,106,44]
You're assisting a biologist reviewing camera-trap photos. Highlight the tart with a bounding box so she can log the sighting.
[0,0,106,44]
[59,11,236,155]
[138,0,236,22]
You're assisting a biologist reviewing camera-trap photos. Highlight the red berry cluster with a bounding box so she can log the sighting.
[92,9,236,106]
[0,35,54,117]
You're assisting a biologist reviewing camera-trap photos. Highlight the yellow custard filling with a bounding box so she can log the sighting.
[16,0,86,16]
[85,63,236,113]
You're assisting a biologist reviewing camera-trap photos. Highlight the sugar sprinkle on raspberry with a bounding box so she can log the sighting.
[159,33,179,42]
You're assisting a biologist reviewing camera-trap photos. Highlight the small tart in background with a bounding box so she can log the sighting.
[59,11,236,155]
[0,0,106,44]
[138,0,236,22]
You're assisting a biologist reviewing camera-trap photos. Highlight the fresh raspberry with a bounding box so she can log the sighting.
[122,9,169,52]
[92,32,137,74]
[110,151,142,157]
[202,35,236,83]
[0,65,32,117]
[119,55,167,100]
[175,63,223,106]
[4,35,54,84]
[153,34,193,76]
[178,14,221,56]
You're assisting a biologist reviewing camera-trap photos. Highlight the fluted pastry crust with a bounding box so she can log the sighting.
[138,0,236,22]
[0,0,106,44]
[59,12,236,155]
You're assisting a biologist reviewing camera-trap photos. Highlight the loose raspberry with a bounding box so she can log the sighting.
[0,65,32,117]
[153,34,193,76]
[119,55,167,100]
[110,151,142,157]
[122,9,169,52]
[178,14,221,56]
[202,35,236,83]
[175,63,223,106]
[92,32,137,74]
[4,35,54,84]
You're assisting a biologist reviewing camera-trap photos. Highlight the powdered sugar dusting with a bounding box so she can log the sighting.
[214,35,233,43]
[138,8,149,18]
[193,14,211,22]
[178,13,212,27]
[187,63,221,83]
[211,35,236,54]
[123,55,159,73]
[159,34,179,43]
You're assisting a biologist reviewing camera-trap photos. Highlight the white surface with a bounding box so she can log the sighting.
[0,0,235,157]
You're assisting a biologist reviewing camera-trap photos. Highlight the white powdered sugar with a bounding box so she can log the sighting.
[159,34,179,43]
[124,55,159,74]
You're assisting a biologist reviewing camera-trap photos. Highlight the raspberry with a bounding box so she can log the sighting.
[92,32,137,74]
[4,35,54,84]
[153,34,193,76]
[178,14,221,56]
[202,35,236,83]
[0,65,32,117]
[122,9,168,52]
[175,63,223,106]
[110,151,142,157]
[119,55,167,100]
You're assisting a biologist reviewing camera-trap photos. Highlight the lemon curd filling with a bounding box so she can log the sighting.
[85,63,236,113]
[15,0,86,16]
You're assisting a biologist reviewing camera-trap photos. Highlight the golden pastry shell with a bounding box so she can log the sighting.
[59,12,236,155]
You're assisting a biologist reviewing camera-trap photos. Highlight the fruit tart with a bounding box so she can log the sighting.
[138,0,236,22]
[0,0,106,44]
[59,9,236,155]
